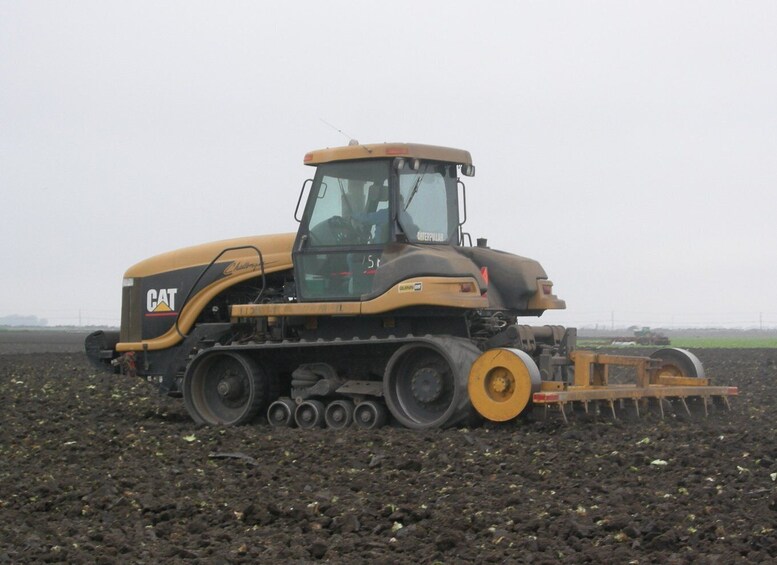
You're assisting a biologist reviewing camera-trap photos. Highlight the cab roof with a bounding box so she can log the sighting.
[304,142,473,166]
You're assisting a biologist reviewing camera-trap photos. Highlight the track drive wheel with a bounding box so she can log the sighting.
[267,397,297,428]
[468,348,542,422]
[183,351,267,426]
[384,338,480,429]
[325,399,355,429]
[650,348,705,381]
[295,400,326,429]
[353,400,388,429]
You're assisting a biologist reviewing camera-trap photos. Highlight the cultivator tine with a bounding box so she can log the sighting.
[680,397,691,417]
[609,399,617,419]
[658,397,665,419]
[559,403,568,424]
[633,398,640,418]
[722,396,731,411]
[703,396,709,417]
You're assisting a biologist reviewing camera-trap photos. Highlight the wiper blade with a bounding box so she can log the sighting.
[337,178,355,216]
[404,174,423,210]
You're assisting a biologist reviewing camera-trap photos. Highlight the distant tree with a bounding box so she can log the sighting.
[0,315,48,327]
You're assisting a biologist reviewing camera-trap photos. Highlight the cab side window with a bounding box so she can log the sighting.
[399,164,458,244]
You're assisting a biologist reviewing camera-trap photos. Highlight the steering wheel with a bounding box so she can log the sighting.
[328,215,359,245]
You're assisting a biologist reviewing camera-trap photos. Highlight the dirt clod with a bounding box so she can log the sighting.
[0,340,775,562]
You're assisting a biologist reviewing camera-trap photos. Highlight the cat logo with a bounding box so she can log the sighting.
[146,288,179,317]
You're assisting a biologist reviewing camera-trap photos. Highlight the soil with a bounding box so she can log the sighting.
[1,331,776,563]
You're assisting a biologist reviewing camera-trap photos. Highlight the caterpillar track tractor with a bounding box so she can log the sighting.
[86,142,737,429]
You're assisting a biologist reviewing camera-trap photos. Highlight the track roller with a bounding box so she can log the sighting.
[468,348,542,422]
[325,399,355,429]
[183,351,267,426]
[353,400,388,429]
[295,400,326,429]
[267,397,297,428]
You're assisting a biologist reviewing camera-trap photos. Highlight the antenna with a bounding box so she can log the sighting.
[319,118,359,146]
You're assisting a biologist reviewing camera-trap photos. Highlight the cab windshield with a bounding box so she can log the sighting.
[301,159,460,247]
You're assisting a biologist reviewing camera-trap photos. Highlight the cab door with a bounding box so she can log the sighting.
[293,160,392,301]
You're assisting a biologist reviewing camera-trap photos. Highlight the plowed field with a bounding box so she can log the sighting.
[1,331,775,563]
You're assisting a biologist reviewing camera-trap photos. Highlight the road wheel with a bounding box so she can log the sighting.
[325,399,355,429]
[353,400,388,429]
[294,400,326,429]
[267,397,297,428]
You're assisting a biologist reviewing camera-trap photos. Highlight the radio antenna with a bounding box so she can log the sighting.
[320,118,360,146]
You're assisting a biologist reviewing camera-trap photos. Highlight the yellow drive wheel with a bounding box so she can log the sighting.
[468,348,541,422]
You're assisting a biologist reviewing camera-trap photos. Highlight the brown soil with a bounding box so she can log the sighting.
[1,333,775,563]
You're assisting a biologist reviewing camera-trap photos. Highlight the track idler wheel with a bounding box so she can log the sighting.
[294,400,326,429]
[353,400,388,429]
[650,348,705,380]
[267,397,297,428]
[384,337,481,430]
[325,399,355,429]
[468,348,542,422]
[183,351,268,426]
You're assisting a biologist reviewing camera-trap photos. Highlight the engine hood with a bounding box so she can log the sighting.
[124,233,296,278]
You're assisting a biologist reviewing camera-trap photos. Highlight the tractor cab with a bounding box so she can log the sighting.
[293,143,474,301]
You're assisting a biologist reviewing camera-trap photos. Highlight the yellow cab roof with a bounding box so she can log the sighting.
[304,142,473,166]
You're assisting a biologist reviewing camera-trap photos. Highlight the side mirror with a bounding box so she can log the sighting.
[460,164,475,177]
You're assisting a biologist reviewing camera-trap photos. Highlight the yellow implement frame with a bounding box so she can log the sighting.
[532,350,738,422]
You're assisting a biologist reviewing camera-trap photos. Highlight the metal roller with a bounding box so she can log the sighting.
[468,348,541,422]
[650,348,705,380]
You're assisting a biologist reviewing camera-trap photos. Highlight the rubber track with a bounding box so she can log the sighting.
[185,334,483,429]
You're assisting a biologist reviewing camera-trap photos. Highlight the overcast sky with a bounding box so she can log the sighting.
[1,1,775,329]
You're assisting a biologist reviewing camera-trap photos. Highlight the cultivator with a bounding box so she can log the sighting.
[484,346,737,423]
[467,327,737,424]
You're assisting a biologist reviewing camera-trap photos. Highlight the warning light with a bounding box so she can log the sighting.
[533,392,560,403]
